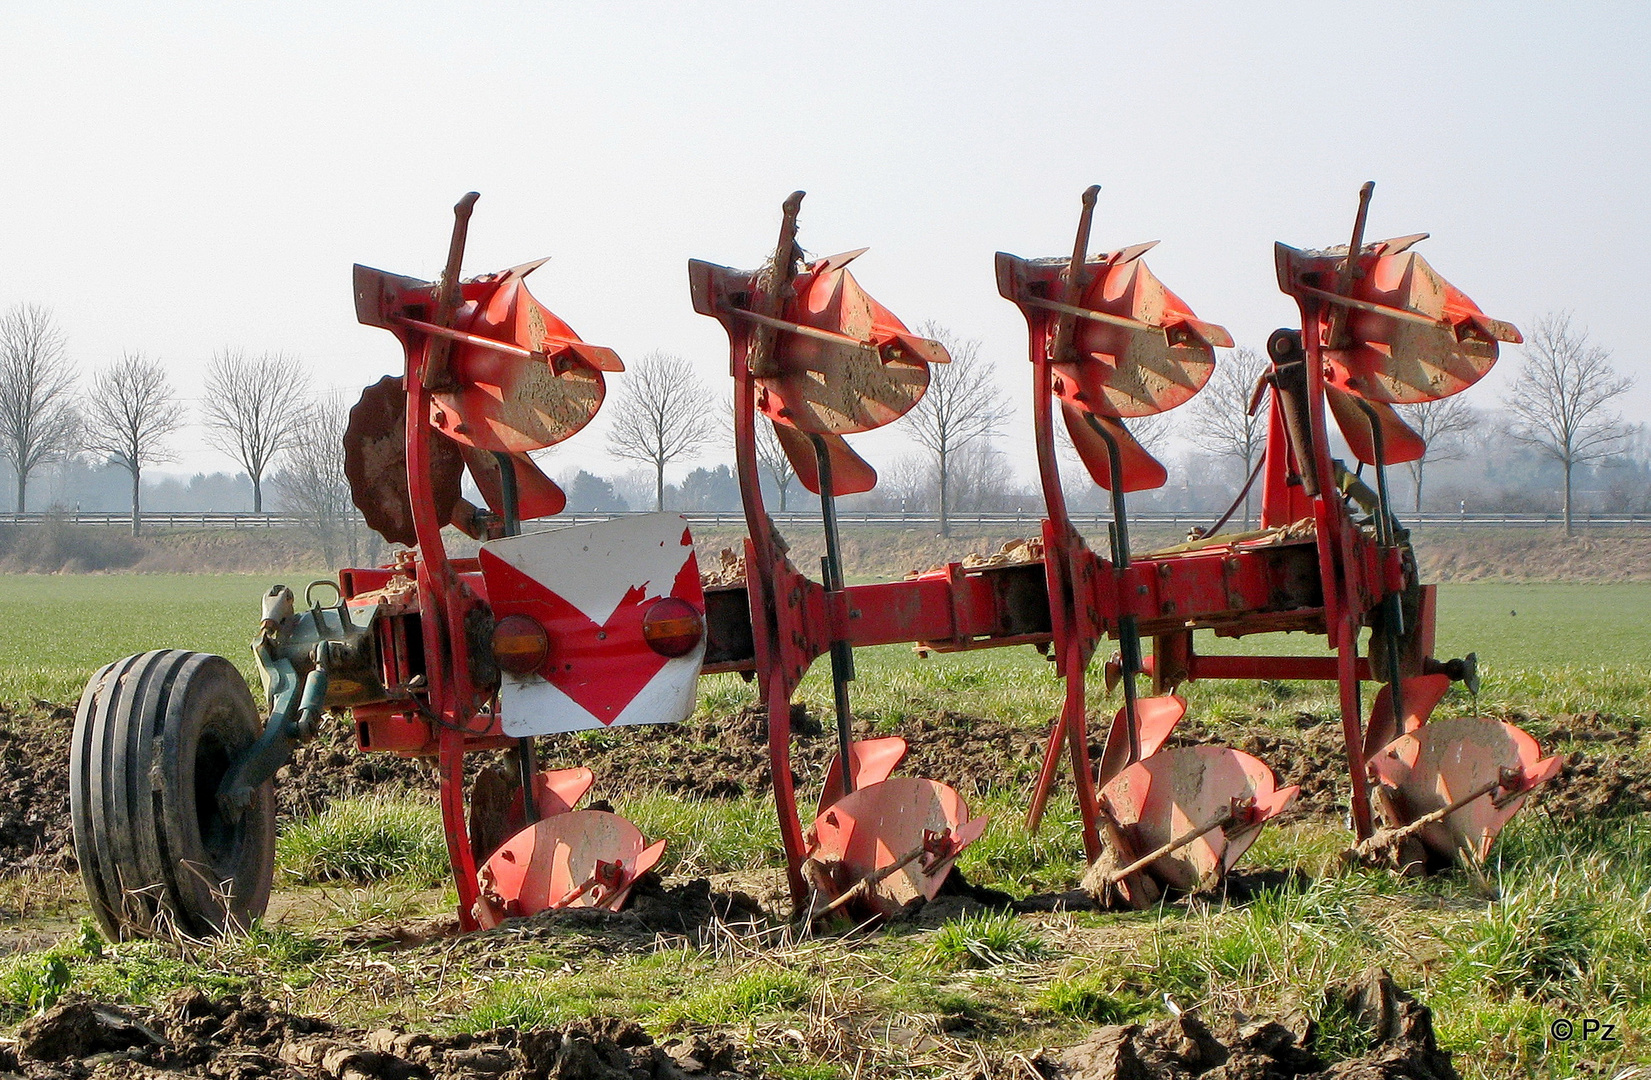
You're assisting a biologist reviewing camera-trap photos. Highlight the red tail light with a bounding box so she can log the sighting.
[492,614,549,674]
[642,597,703,658]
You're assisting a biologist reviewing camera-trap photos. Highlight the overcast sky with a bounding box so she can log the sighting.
[3,1,1646,486]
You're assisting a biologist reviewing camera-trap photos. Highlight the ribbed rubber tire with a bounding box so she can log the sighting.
[71,651,276,940]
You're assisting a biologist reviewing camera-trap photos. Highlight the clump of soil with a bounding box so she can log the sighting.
[1546,709,1642,748]
[0,705,76,874]
[471,876,770,945]
[1223,722,1354,822]
[276,717,439,819]
[7,990,766,1078]
[572,703,1045,804]
[1542,752,1651,823]
[1045,969,1457,1079]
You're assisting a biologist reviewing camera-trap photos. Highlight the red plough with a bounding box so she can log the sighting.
[691,193,991,918]
[995,186,1297,898]
[69,186,1555,942]
[345,204,691,927]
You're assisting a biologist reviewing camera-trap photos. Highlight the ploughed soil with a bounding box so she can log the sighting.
[569,703,1050,805]
[5,694,1648,883]
[1413,528,1651,583]
[5,991,767,1079]
[3,968,1458,1080]
[1042,969,1460,1080]
[0,703,436,879]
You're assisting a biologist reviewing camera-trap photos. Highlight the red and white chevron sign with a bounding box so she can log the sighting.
[478,514,706,736]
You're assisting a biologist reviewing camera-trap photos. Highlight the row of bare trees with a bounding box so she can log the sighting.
[4,302,1633,545]
[596,314,1636,537]
[0,303,329,536]
[0,307,192,532]
[1181,314,1634,535]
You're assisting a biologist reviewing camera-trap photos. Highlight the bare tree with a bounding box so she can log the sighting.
[883,453,935,513]
[271,397,368,565]
[723,399,797,511]
[904,323,1011,536]
[0,305,79,512]
[1602,423,1651,514]
[201,349,309,513]
[606,351,714,510]
[754,417,798,512]
[947,439,1017,514]
[83,353,185,535]
[1504,313,1634,535]
[1189,346,1271,528]
[1124,412,1174,458]
[1397,396,1479,513]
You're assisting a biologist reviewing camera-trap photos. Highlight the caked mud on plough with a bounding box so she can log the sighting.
[69,184,1558,939]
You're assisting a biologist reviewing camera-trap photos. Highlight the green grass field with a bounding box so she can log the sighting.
[4,574,1646,720]
[2,574,1649,1078]
[0,573,321,703]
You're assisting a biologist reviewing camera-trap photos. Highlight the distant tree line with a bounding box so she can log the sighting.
[2,305,1641,560]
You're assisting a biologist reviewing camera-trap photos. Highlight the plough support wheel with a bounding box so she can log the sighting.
[1099,746,1297,894]
[476,810,666,928]
[806,776,988,919]
[1369,716,1560,865]
[71,651,276,939]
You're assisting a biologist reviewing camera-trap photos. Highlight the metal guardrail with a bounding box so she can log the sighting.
[0,511,315,528]
[1,510,1647,530]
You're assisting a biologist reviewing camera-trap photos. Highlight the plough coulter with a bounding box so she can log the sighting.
[71,184,1556,940]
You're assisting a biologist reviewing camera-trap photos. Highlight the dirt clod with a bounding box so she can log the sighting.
[17,1002,164,1062]
[576,704,1046,806]
[0,709,75,874]
[276,718,440,820]
[1045,970,1456,1080]
[9,992,766,1078]
[1542,751,1651,822]
[1226,724,1353,822]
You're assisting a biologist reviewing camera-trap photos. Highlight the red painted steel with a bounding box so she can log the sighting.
[692,192,984,908]
[996,188,1233,857]
[476,811,667,927]
[1101,747,1299,891]
[1369,717,1560,864]
[807,778,989,918]
[478,547,704,725]
[817,738,910,818]
[328,186,1554,931]
[347,195,660,927]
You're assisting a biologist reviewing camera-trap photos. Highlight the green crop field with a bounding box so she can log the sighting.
[0,573,321,703]
[2,573,1650,1078]
[4,574,1645,722]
